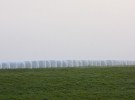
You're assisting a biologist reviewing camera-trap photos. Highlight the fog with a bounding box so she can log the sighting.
[0,0,135,61]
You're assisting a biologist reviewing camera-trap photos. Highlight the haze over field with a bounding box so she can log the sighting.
[0,0,135,61]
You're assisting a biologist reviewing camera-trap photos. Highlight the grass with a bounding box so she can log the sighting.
[0,66,135,100]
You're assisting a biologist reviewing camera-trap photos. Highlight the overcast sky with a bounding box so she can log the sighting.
[0,0,135,61]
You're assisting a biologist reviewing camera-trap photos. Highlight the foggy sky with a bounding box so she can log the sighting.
[0,0,135,61]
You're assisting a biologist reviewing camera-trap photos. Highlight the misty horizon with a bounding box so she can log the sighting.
[0,0,135,61]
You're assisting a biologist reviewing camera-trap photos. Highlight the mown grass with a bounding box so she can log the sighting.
[0,66,135,100]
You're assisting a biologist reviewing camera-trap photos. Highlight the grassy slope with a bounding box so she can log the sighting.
[0,67,135,100]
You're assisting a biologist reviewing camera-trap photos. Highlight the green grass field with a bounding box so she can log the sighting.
[0,67,135,100]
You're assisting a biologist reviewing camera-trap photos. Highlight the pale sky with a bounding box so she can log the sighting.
[0,0,135,61]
